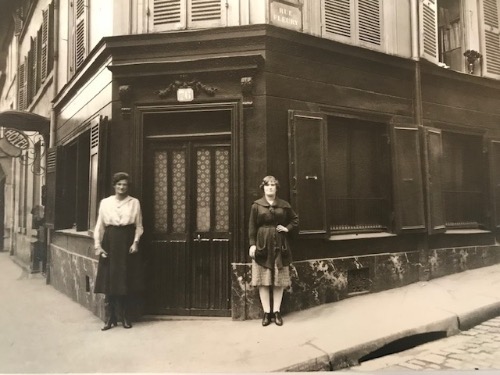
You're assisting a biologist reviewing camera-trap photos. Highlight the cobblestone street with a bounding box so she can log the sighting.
[346,316,500,371]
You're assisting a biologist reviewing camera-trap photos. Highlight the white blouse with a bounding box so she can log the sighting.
[94,195,144,248]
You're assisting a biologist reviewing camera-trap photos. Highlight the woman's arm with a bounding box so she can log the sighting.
[130,199,144,254]
[248,204,258,246]
[94,201,106,256]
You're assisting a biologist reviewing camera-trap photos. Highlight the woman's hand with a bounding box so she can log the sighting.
[129,241,139,254]
[276,225,289,233]
[249,245,257,259]
[95,246,108,258]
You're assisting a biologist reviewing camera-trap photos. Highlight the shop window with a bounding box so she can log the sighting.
[288,110,426,238]
[424,128,487,232]
[327,118,392,233]
[46,118,108,232]
[152,0,224,32]
[321,0,383,51]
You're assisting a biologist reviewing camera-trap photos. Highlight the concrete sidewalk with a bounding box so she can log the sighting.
[2,252,500,373]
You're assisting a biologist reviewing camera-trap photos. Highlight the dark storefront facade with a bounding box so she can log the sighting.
[44,24,500,320]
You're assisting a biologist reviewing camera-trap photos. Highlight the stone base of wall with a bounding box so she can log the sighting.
[49,244,105,320]
[231,245,500,320]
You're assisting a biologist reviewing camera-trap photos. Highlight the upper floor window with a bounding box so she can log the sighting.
[151,0,225,31]
[321,0,383,51]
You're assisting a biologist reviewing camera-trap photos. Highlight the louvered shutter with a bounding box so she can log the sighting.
[480,0,500,78]
[18,61,28,110]
[27,48,33,105]
[357,0,382,48]
[97,116,109,203]
[74,0,87,70]
[153,0,186,31]
[188,0,223,28]
[45,146,64,229]
[30,37,37,100]
[323,0,353,43]
[288,110,328,237]
[76,131,90,231]
[391,125,426,233]
[420,0,439,63]
[423,127,446,234]
[40,8,49,81]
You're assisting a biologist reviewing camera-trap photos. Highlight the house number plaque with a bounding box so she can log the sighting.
[177,88,194,102]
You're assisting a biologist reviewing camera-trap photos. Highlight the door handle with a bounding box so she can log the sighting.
[305,175,318,180]
[194,234,201,242]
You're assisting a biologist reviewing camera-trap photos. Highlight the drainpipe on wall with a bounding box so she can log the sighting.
[9,158,16,255]
[46,0,59,284]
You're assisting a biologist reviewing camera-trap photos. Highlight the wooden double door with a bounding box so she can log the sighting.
[144,138,231,316]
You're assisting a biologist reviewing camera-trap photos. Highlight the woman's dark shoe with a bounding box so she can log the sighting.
[101,316,117,331]
[122,317,132,329]
[274,311,283,326]
[262,312,272,326]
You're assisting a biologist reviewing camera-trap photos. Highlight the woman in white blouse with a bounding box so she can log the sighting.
[94,172,144,330]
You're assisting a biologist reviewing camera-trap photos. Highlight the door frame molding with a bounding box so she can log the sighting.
[134,101,244,304]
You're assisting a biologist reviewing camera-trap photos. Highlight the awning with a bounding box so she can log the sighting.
[0,110,50,135]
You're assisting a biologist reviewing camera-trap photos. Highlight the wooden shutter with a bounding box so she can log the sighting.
[18,60,28,110]
[288,110,328,237]
[75,131,90,231]
[480,0,500,78]
[27,49,33,105]
[323,0,353,43]
[420,0,439,63]
[357,0,382,48]
[97,116,109,202]
[423,127,446,234]
[30,37,37,100]
[40,8,49,81]
[188,0,223,28]
[74,0,87,70]
[153,0,186,31]
[45,146,63,229]
[489,140,500,229]
[391,125,426,233]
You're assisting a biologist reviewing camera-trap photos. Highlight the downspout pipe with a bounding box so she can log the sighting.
[46,0,59,283]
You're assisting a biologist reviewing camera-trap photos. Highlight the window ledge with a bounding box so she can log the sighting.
[55,229,92,239]
[328,232,396,241]
[445,229,491,235]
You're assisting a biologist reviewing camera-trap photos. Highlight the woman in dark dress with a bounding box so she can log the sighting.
[94,172,144,330]
[249,176,299,326]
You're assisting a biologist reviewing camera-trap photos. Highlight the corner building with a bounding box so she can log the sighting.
[2,0,500,320]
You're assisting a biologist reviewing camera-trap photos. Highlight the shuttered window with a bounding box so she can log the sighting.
[152,0,223,31]
[322,0,383,51]
[420,0,438,63]
[288,110,328,237]
[70,0,88,73]
[45,147,63,229]
[480,0,500,78]
[30,37,38,101]
[41,8,49,81]
[18,60,28,110]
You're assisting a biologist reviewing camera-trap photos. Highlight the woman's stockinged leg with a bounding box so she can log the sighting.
[258,286,271,313]
[259,286,272,326]
[273,287,285,326]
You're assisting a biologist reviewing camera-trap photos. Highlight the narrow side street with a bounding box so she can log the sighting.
[346,316,500,371]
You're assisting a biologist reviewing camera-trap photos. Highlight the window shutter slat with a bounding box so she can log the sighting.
[18,61,27,110]
[489,140,500,230]
[481,0,500,78]
[45,146,63,229]
[391,125,426,233]
[358,0,381,47]
[420,0,438,63]
[323,0,352,40]
[76,131,90,231]
[98,116,109,203]
[41,9,48,81]
[188,0,222,28]
[424,127,446,234]
[288,110,328,237]
[153,0,184,28]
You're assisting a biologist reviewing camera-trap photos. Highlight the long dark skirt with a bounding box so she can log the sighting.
[94,225,144,295]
